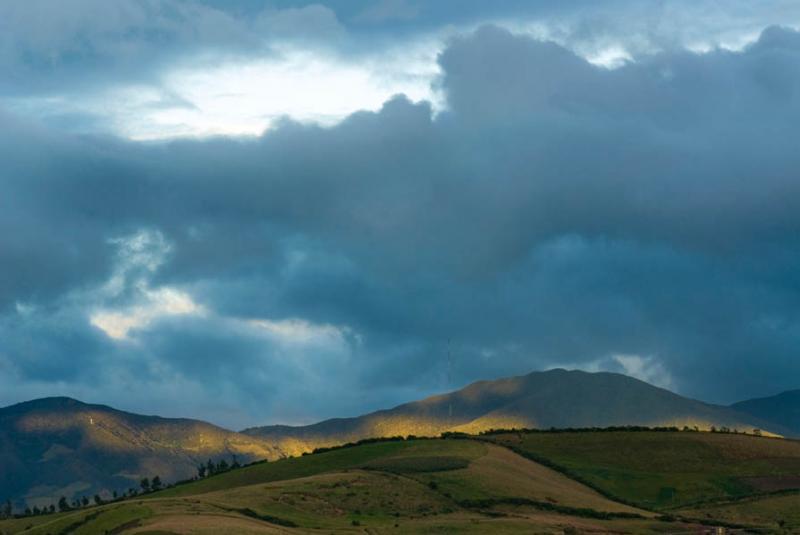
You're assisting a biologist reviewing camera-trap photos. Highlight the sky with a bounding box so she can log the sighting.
[2,0,800,429]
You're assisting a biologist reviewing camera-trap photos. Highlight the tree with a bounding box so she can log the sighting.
[206,459,216,476]
[81,496,89,507]
[48,504,55,514]
[24,507,31,516]
[197,464,207,478]
[151,476,162,491]
[58,496,69,512]
[94,494,103,506]
[218,459,229,472]
[231,455,241,469]
[112,490,118,499]
[2,500,11,519]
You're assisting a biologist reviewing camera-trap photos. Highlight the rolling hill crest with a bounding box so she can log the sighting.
[0,369,793,506]
[243,369,787,454]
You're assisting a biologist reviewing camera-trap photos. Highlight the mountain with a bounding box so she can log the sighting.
[243,369,786,453]
[1,370,790,508]
[0,397,282,508]
[731,389,800,436]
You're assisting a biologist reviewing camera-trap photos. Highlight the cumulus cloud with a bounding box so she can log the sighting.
[2,6,800,427]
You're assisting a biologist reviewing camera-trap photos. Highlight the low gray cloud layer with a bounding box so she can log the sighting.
[1,2,800,428]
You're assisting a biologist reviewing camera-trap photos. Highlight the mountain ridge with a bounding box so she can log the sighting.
[242,369,790,454]
[731,389,800,436]
[1,369,795,506]
[0,396,283,507]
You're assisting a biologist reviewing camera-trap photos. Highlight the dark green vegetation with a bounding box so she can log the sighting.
[1,431,798,533]
[243,369,789,454]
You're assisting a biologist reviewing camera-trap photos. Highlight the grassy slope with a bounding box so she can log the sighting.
[678,491,800,531]
[404,444,646,514]
[486,430,800,510]
[0,437,693,534]
[5,432,799,533]
[153,439,485,497]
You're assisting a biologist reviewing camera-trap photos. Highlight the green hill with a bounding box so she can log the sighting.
[485,429,800,510]
[2,430,799,533]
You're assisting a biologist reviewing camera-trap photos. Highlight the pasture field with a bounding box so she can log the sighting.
[153,438,485,498]
[677,491,800,531]
[486,430,800,509]
[2,433,798,534]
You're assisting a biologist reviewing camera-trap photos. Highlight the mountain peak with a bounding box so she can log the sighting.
[243,368,788,453]
[1,396,96,414]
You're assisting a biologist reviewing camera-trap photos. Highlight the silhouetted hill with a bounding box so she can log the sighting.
[0,397,281,507]
[731,389,800,436]
[243,369,785,453]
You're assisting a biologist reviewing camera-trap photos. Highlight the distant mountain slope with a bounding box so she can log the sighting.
[243,369,786,453]
[0,397,281,507]
[1,372,790,508]
[731,389,800,436]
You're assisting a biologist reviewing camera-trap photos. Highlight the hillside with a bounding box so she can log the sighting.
[243,369,782,454]
[486,430,800,509]
[0,435,706,534]
[2,431,799,533]
[0,397,282,508]
[0,370,790,509]
[486,429,800,532]
[731,389,800,436]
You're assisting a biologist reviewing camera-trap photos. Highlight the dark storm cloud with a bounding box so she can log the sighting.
[2,23,800,427]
